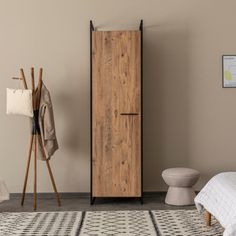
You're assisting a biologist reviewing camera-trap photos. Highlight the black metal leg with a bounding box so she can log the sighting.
[90,197,96,205]
[139,196,143,204]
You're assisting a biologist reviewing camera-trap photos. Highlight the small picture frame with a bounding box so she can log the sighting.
[222,55,236,88]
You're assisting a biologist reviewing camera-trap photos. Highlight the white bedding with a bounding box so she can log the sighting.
[195,172,236,236]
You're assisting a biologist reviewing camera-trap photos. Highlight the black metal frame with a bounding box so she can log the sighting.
[90,20,95,205]
[90,20,144,205]
[222,55,236,88]
[139,19,144,204]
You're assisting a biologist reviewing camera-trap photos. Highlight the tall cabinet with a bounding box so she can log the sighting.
[90,21,143,204]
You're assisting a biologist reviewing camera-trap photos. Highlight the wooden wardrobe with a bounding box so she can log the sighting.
[90,21,143,204]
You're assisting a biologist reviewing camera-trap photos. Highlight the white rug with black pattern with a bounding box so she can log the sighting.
[151,210,224,236]
[80,210,156,235]
[0,210,224,236]
[0,211,83,236]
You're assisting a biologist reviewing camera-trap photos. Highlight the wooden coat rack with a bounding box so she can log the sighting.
[13,68,61,210]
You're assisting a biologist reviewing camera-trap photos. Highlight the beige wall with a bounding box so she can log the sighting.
[1,0,236,193]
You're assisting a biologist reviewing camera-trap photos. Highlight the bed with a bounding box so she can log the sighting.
[195,172,236,236]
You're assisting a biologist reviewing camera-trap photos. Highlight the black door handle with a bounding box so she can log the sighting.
[120,113,139,115]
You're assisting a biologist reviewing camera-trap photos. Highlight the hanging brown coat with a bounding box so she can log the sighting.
[35,82,59,160]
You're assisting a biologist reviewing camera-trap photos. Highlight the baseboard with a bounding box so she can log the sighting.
[10,191,167,199]
[10,192,90,199]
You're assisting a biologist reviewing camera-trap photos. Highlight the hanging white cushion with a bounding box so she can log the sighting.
[6,88,33,117]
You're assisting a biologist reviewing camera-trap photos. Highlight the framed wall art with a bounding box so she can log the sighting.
[222,55,236,88]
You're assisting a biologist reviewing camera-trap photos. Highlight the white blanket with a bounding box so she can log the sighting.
[195,172,236,236]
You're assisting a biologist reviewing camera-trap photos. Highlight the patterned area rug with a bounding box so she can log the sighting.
[151,210,224,236]
[80,210,156,235]
[0,211,83,236]
[0,210,224,236]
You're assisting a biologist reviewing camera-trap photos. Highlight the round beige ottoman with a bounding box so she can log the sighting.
[162,168,200,206]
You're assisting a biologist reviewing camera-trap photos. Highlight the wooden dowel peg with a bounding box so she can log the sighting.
[31,67,35,91]
[36,68,43,109]
[20,68,28,89]
[39,68,43,82]
[31,67,35,109]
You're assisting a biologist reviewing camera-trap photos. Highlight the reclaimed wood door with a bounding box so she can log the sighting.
[92,31,141,197]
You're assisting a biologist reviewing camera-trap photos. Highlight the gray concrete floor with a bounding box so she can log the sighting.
[0,193,195,212]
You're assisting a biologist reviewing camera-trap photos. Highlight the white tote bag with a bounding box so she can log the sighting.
[6,88,33,117]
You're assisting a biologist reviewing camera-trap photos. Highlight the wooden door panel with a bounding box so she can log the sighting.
[92,31,141,197]
[113,116,141,196]
[92,31,113,196]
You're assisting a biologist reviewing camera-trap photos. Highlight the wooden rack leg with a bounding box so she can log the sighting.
[21,134,34,206]
[45,159,61,206]
[205,210,211,226]
[34,134,37,211]
[38,136,61,206]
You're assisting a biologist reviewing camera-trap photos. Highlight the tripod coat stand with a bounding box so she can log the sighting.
[14,68,61,211]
